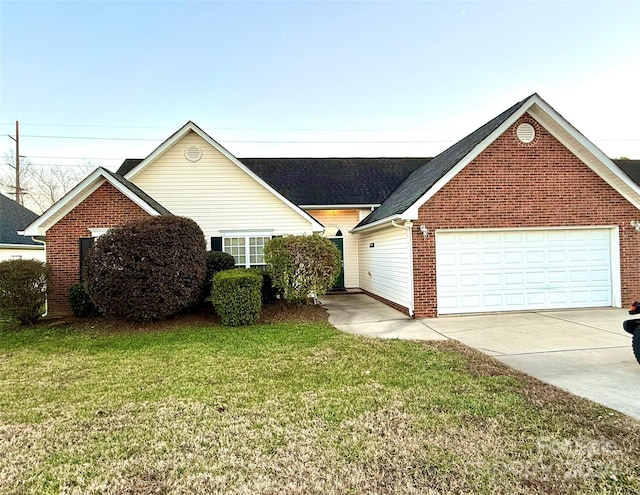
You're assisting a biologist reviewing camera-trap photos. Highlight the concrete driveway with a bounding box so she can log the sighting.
[323,293,640,420]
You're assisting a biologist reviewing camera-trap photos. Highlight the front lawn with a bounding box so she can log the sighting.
[1,312,639,494]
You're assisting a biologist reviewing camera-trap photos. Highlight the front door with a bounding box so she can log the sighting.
[330,237,345,289]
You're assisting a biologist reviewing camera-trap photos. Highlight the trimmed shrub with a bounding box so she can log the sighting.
[69,284,100,317]
[264,235,341,304]
[0,259,51,324]
[247,269,278,304]
[204,250,236,297]
[84,216,207,321]
[211,268,262,326]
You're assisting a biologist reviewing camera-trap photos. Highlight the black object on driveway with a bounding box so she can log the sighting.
[623,301,640,364]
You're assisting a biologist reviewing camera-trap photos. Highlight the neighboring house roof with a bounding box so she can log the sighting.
[240,158,430,207]
[353,93,640,231]
[22,167,171,236]
[0,193,41,246]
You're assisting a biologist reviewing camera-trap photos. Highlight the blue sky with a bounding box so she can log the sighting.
[1,0,639,171]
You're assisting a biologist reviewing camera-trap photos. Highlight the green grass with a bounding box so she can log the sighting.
[1,317,639,494]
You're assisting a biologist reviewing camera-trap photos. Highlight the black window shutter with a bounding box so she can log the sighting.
[211,237,222,251]
[79,238,95,283]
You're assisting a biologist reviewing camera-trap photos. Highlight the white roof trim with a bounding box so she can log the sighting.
[124,121,323,233]
[401,94,640,218]
[22,167,164,236]
[0,243,44,250]
[301,204,380,210]
[350,214,402,234]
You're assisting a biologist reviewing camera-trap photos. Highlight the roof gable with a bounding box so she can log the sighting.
[0,194,41,246]
[354,94,640,231]
[22,168,170,236]
[121,122,323,231]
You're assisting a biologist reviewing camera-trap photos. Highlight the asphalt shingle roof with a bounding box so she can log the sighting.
[116,158,144,176]
[241,158,429,206]
[355,95,532,228]
[102,168,172,215]
[0,193,40,245]
[614,159,640,186]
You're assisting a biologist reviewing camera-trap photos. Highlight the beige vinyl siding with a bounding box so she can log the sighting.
[306,209,361,288]
[131,132,316,244]
[0,246,46,262]
[357,226,411,310]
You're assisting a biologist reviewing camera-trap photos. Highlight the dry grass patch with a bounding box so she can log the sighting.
[1,313,639,494]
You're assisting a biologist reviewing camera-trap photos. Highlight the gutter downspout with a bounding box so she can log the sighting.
[391,220,415,318]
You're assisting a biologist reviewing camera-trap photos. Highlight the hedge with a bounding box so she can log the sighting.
[211,268,262,326]
[0,259,51,324]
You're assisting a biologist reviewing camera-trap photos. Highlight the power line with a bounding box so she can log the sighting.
[22,155,124,161]
[19,133,457,144]
[13,132,640,144]
[1,121,452,132]
[21,134,160,142]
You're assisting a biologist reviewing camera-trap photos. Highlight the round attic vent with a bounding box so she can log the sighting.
[185,145,202,162]
[516,123,536,144]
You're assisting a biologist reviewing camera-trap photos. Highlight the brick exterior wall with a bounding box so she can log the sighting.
[412,114,640,317]
[361,289,411,317]
[46,182,151,316]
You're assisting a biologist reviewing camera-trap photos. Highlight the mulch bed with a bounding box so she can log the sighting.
[31,301,329,336]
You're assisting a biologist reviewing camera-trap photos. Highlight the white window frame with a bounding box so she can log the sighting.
[221,231,273,269]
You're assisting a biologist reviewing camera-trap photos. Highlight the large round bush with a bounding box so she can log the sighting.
[0,259,51,324]
[264,235,341,304]
[84,215,206,321]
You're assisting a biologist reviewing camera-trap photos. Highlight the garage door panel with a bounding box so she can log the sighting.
[590,249,609,262]
[436,229,613,314]
[481,232,501,243]
[460,274,480,287]
[590,290,611,303]
[568,250,588,263]
[482,273,502,286]
[504,273,524,285]
[482,252,501,264]
[591,270,610,282]
[526,251,545,263]
[526,293,546,305]
[460,253,479,265]
[505,293,525,306]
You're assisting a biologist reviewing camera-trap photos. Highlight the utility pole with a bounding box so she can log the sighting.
[7,120,22,205]
[15,121,20,205]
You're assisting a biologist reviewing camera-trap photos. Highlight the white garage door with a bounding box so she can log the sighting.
[436,228,614,314]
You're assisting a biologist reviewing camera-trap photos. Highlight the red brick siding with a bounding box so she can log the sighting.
[361,289,412,317]
[46,182,151,316]
[412,114,640,317]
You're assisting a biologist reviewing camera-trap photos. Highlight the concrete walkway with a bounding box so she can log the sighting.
[322,293,640,420]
